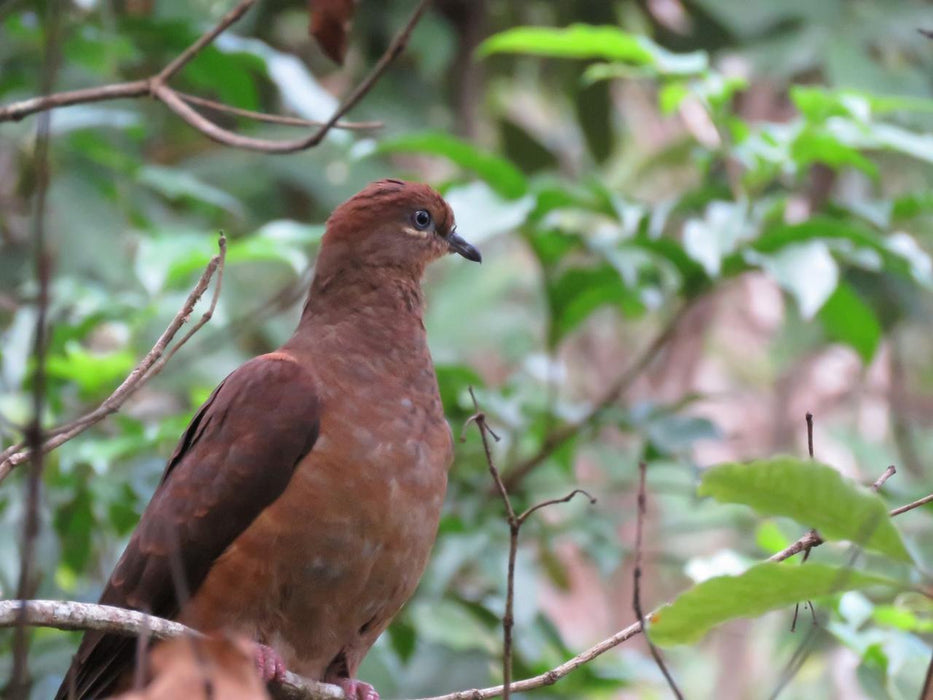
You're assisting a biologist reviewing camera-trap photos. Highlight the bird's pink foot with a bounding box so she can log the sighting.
[253,643,287,684]
[338,678,380,700]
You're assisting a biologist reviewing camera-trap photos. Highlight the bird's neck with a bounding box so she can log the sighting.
[284,265,431,371]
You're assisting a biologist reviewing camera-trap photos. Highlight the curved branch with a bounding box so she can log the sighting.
[412,620,642,700]
[0,600,344,700]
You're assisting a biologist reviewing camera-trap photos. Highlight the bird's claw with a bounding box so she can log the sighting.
[339,678,380,700]
[253,643,287,684]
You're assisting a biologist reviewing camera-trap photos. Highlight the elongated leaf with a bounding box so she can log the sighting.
[651,562,899,646]
[478,25,707,76]
[374,132,527,199]
[699,458,910,562]
[478,25,654,63]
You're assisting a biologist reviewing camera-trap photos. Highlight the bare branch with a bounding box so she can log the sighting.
[0,234,227,483]
[871,465,896,492]
[517,489,595,525]
[0,80,150,122]
[411,620,643,700]
[632,462,683,699]
[0,600,345,700]
[154,0,257,85]
[889,491,933,517]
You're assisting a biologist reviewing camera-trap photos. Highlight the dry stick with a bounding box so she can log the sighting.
[633,462,683,699]
[500,301,692,493]
[463,388,595,700]
[175,91,383,130]
[0,601,344,700]
[0,234,227,483]
[152,0,432,152]
[10,3,58,695]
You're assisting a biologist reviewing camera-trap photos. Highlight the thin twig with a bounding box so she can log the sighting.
[889,491,933,517]
[464,388,594,700]
[633,462,683,699]
[518,489,595,524]
[0,600,344,700]
[412,620,643,700]
[500,301,693,492]
[0,234,227,483]
[153,0,257,85]
[175,91,383,130]
[10,2,59,694]
[871,465,896,492]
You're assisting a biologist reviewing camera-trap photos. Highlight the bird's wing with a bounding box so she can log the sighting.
[56,352,321,700]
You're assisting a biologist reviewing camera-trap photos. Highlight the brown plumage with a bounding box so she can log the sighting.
[57,180,481,700]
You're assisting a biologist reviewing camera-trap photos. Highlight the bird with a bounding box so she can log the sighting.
[56,179,481,700]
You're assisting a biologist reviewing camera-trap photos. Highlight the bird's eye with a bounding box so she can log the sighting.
[412,209,433,230]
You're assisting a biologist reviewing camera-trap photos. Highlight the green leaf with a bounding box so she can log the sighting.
[791,128,878,177]
[699,457,911,562]
[479,25,707,76]
[479,25,654,63]
[53,484,94,575]
[46,342,136,398]
[547,263,642,342]
[373,132,527,199]
[650,562,899,646]
[818,282,881,362]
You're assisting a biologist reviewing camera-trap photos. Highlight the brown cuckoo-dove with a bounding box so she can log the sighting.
[56,179,481,700]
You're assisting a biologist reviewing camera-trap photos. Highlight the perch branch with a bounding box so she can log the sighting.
[0,600,345,700]
[0,234,227,483]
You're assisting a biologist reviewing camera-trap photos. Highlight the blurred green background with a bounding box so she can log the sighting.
[2,1,933,698]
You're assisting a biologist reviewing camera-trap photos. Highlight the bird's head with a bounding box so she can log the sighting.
[317,179,481,277]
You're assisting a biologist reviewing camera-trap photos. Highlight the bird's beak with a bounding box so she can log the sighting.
[447,231,482,263]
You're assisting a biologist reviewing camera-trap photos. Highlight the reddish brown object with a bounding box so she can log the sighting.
[56,180,480,700]
[113,635,271,700]
[309,0,358,64]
